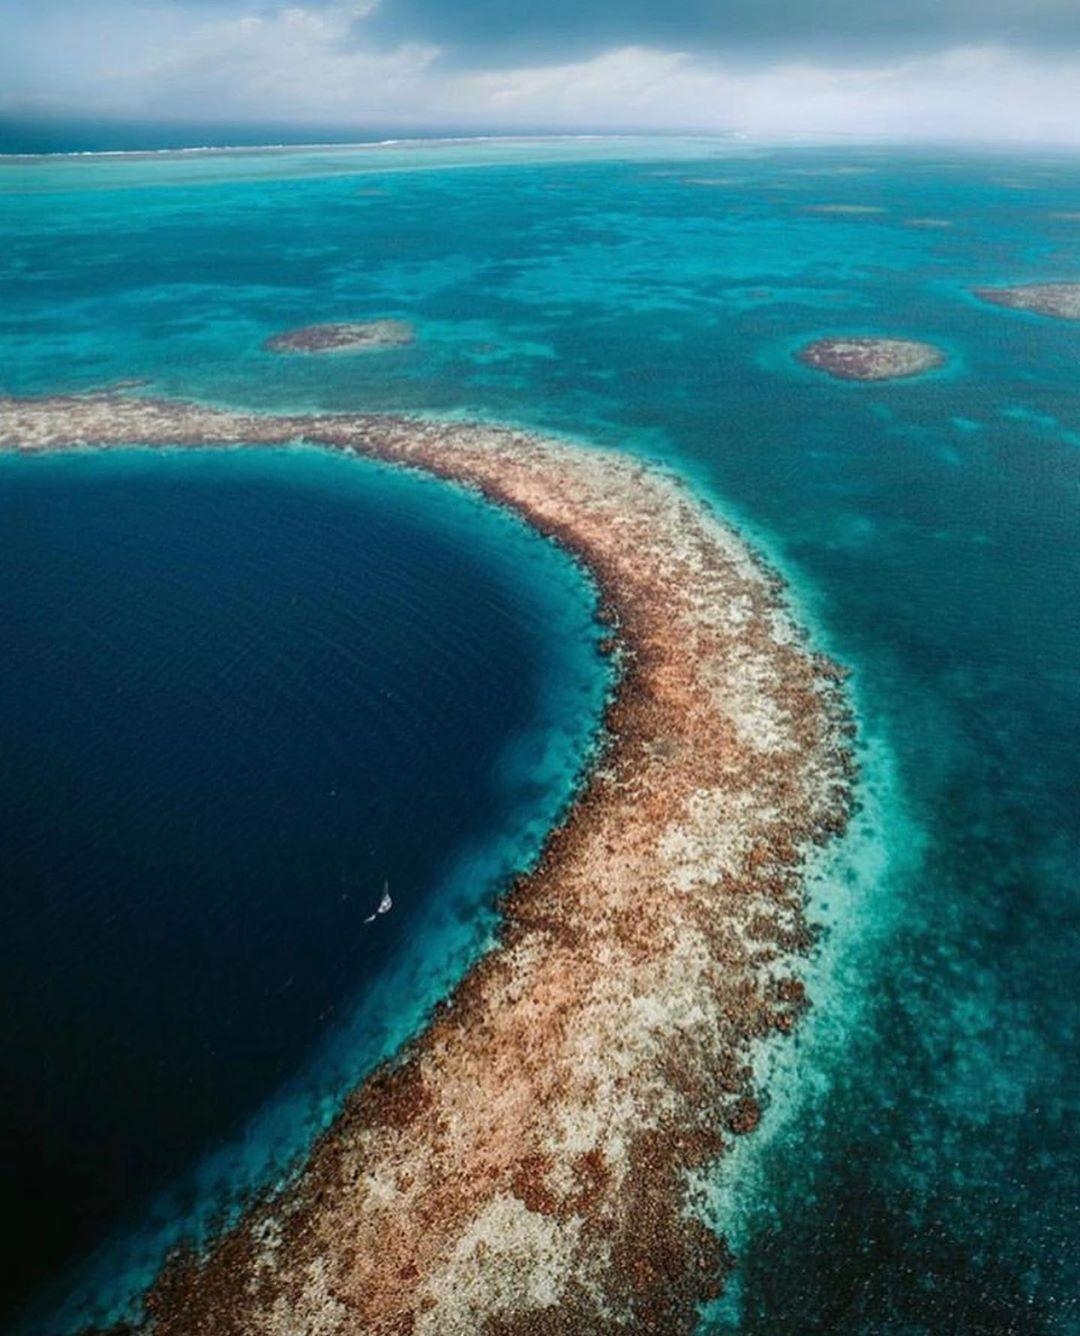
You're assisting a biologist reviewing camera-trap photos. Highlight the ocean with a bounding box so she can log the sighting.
[0,136,1077,1332]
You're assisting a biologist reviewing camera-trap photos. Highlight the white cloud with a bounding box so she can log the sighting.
[109,3,439,119]
[453,43,1080,144]
[0,2,437,119]
[464,46,688,117]
[711,45,1080,143]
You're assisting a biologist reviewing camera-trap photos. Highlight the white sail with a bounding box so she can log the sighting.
[365,882,392,923]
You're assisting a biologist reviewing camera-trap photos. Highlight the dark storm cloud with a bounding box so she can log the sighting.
[361,0,1080,65]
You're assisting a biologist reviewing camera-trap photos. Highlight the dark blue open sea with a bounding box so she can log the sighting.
[0,136,1077,1333]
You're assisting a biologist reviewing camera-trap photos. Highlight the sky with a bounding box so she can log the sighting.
[2,0,1080,144]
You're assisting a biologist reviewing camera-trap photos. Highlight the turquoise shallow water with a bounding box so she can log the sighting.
[1,138,1078,1332]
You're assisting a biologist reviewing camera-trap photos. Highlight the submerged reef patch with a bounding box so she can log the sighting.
[974,283,1080,320]
[798,337,945,381]
[264,321,414,353]
[1,393,854,1335]
[803,204,886,216]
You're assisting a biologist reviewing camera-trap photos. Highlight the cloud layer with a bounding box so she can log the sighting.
[364,0,1080,65]
[2,0,1079,144]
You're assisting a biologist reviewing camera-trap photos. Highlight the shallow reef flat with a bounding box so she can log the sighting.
[973,282,1080,320]
[264,320,415,353]
[798,336,945,381]
[0,393,854,1335]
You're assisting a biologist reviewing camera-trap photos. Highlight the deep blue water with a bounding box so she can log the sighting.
[0,137,1078,1332]
[0,446,606,1331]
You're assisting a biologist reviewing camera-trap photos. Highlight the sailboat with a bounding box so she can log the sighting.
[363,881,392,924]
